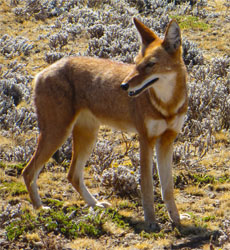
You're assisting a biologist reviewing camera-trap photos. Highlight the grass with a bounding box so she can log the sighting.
[5,207,99,241]
[1,155,229,247]
[6,209,35,241]
[170,15,211,31]
[0,141,229,248]
[1,163,229,248]
[0,181,27,196]
[174,171,230,189]
[5,205,131,241]
[5,199,217,245]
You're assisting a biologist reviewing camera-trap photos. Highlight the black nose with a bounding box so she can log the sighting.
[120,82,129,91]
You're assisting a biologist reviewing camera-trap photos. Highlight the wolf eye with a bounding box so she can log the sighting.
[145,61,155,68]
[144,61,156,73]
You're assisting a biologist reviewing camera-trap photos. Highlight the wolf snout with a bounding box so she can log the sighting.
[120,82,129,91]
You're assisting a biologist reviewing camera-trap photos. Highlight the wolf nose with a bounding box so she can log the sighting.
[120,82,129,91]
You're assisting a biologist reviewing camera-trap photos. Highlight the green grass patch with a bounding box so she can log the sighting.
[6,209,36,241]
[0,161,7,169]
[43,198,64,208]
[175,172,229,188]
[6,206,106,241]
[170,15,211,30]
[140,230,165,240]
[191,173,216,185]
[106,208,129,229]
[1,162,27,176]
[5,206,129,241]
[202,215,216,222]
[4,202,218,242]
[5,205,134,241]
[1,181,27,196]
[118,200,138,209]
[218,173,230,183]
[9,162,26,172]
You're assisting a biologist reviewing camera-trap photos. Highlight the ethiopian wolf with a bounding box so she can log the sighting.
[23,18,187,230]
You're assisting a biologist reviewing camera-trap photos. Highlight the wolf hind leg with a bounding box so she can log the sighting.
[67,111,111,208]
[23,127,71,209]
[23,85,75,209]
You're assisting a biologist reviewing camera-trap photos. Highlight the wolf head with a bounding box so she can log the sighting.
[121,18,184,98]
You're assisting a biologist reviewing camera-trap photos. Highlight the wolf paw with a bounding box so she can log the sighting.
[95,201,111,208]
[147,222,161,232]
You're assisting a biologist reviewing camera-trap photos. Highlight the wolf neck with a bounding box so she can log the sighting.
[148,72,184,117]
[152,72,176,103]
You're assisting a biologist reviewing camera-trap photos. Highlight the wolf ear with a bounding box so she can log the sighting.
[162,20,181,54]
[133,18,158,51]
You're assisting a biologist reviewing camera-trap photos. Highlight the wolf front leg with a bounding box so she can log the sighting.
[139,137,160,231]
[156,130,180,227]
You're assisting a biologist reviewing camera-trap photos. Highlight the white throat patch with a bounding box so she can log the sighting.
[151,72,176,103]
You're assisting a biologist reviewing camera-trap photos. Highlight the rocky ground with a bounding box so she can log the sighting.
[0,0,230,249]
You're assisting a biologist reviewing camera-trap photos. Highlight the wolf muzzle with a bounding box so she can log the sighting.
[120,82,129,91]
[120,77,159,97]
